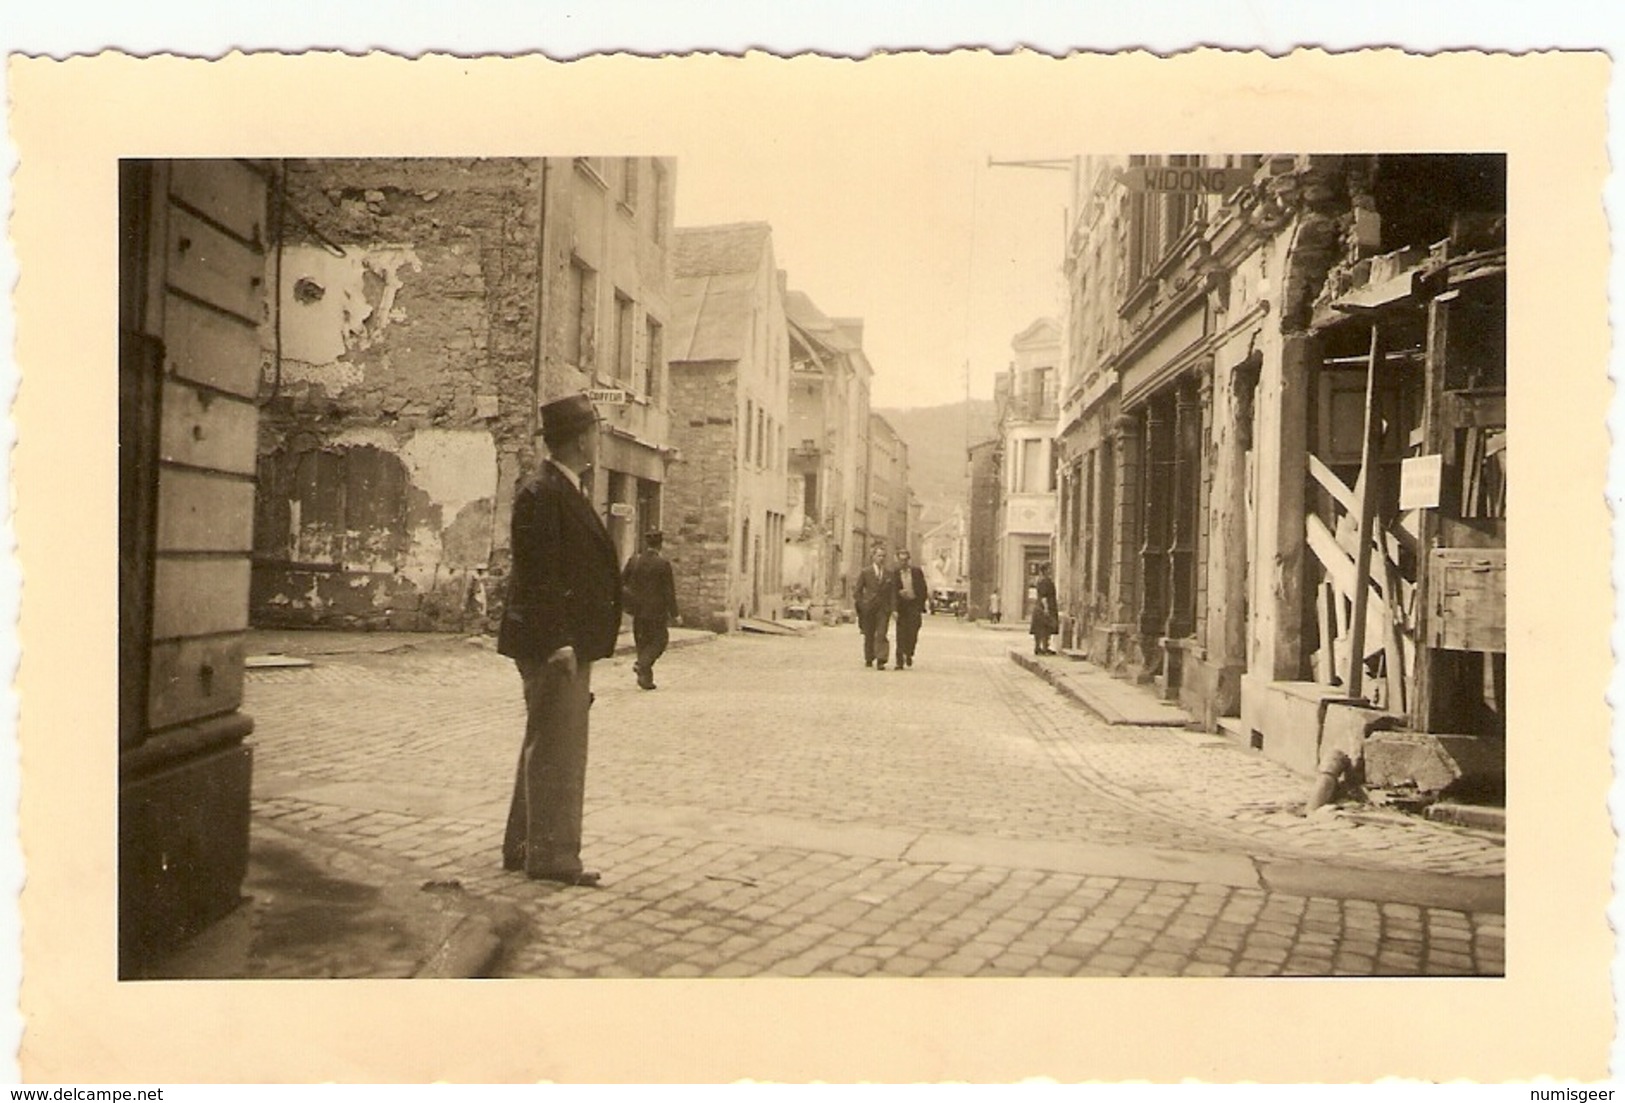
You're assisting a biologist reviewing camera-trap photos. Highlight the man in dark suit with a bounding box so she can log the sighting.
[853,545,895,670]
[622,529,679,690]
[497,393,622,887]
[890,548,929,670]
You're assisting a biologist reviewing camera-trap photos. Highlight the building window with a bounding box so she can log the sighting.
[1019,438,1048,494]
[620,158,639,211]
[741,518,751,571]
[637,478,661,541]
[644,316,664,400]
[652,160,669,245]
[613,290,634,384]
[574,157,607,188]
[1126,154,1205,291]
[745,399,754,463]
[565,256,597,370]
[757,408,766,468]
[803,472,818,517]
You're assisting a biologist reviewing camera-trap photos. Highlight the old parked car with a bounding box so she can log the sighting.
[928,589,966,616]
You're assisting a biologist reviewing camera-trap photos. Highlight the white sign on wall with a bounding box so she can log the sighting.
[1399,454,1443,511]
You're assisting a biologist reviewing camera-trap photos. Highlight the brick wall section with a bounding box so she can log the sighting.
[666,361,739,631]
[254,158,543,630]
[267,157,539,450]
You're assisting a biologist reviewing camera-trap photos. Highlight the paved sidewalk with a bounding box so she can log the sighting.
[134,815,527,980]
[140,623,718,980]
[1010,647,1196,726]
[1005,647,1505,879]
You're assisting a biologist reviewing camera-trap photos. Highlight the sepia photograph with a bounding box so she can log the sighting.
[116,151,1508,982]
[11,48,1614,1083]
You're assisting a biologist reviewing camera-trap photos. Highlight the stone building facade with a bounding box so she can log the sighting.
[1054,153,1507,790]
[119,159,271,971]
[965,437,1002,620]
[251,157,676,631]
[784,288,871,618]
[994,318,1061,623]
[866,413,911,557]
[920,508,968,595]
[666,223,792,629]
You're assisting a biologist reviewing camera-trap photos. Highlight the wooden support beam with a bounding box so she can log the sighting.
[1314,583,1332,684]
[1306,512,1387,661]
[1346,323,1384,700]
[1413,294,1450,731]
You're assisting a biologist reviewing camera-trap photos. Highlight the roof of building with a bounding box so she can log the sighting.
[674,222,773,278]
[669,223,775,363]
[1011,316,1062,350]
[785,290,843,365]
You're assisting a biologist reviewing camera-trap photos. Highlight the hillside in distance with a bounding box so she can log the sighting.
[874,398,997,523]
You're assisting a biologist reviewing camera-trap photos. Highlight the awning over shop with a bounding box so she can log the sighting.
[599,428,669,483]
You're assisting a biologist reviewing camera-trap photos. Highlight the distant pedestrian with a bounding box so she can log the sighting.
[1030,563,1058,656]
[988,590,1002,623]
[853,545,895,670]
[622,529,680,690]
[496,393,621,888]
[891,549,928,670]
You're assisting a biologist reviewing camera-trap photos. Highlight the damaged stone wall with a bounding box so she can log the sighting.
[254,159,542,630]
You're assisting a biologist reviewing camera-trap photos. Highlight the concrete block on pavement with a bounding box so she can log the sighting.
[1364,730,1506,795]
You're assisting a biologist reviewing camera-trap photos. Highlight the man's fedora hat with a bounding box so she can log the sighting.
[540,393,598,441]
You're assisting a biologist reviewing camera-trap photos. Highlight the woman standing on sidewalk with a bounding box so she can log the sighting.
[1029,562,1058,656]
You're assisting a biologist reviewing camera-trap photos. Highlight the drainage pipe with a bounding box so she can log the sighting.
[1305,747,1353,814]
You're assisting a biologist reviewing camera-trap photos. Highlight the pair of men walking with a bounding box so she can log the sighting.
[853,546,929,671]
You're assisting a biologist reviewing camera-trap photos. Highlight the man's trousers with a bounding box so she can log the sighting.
[502,656,594,877]
[632,616,669,686]
[858,607,891,666]
[895,607,922,663]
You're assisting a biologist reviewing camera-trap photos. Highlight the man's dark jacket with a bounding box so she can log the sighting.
[854,563,895,618]
[891,565,928,615]
[497,463,622,662]
[622,550,678,622]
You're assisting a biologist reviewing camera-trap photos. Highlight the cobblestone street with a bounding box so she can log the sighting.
[245,619,1505,978]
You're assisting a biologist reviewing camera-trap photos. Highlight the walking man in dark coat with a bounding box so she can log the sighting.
[497,393,622,887]
[622,529,679,690]
[854,545,895,670]
[891,548,928,670]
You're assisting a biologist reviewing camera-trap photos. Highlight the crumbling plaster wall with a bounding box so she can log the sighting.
[254,159,543,630]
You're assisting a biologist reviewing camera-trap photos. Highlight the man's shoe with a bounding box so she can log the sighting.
[876,662,887,670]
[531,869,602,888]
[865,659,873,667]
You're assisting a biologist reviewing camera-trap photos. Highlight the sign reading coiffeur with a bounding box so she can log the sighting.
[586,388,630,405]
[1117,166,1256,195]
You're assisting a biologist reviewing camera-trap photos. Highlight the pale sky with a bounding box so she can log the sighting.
[675,150,1071,411]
